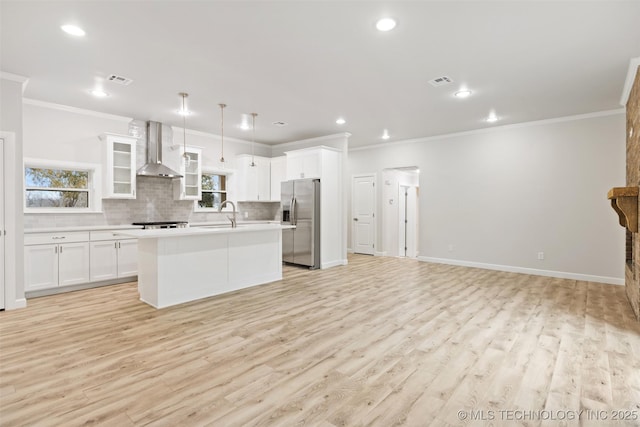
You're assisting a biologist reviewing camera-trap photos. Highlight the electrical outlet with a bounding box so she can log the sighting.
[537,252,544,260]
[244,212,249,219]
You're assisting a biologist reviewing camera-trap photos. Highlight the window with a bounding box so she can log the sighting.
[24,159,102,213]
[198,172,227,210]
[25,167,89,208]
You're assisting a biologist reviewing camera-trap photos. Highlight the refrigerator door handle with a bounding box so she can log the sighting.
[291,197,297,225]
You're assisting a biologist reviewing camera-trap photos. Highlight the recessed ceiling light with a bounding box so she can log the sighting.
[90,89,109,98]
[382,129,390,140]
[61,24,85,37]
[454,90,472,98]
[376,18,396,32]
[336,118,346,125]
[486,113,499,123]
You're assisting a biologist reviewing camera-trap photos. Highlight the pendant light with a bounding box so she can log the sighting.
[178,92,190,167]
[250,112,257,167]
[219,103,227,163]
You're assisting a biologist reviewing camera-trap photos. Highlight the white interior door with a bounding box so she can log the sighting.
[399,185,407,256]
[0,138,4,309]
[405,186,418,258]
[352,175,376,255]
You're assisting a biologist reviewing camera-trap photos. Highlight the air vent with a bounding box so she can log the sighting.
[107,74,133,86]
[428,76,453,87]
[272,121,287,127]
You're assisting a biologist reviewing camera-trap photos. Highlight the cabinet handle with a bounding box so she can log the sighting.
[55,246,58,254]
[52,236,65,240]
[59,246,63,253]
[118,242,121,249]
[115,242,118,249]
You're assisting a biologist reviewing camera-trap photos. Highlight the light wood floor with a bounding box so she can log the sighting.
[1,255,639,426]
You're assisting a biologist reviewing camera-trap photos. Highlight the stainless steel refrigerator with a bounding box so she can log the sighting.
[281,178,320,269]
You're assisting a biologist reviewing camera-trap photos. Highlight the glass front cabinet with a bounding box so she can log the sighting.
[174,146,202,200]
[100,133,137,199]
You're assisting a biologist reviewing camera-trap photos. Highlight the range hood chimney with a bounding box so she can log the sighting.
[136,121,183,179]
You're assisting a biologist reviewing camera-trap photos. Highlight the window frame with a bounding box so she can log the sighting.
[23,158,103,213]
[194,168,234,212]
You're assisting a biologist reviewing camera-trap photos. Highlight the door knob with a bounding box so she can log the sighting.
[353,218,358,221]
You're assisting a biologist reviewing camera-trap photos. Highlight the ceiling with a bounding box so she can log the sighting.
[2,1,639,148]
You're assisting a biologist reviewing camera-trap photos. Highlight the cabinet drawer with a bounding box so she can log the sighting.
[25,231,90,246]
[90,230,137,242]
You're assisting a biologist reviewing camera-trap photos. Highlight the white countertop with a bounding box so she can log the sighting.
[24,221,280,234]
[115,223,294,239]
[189,220,280,227]
[25,224,144,234]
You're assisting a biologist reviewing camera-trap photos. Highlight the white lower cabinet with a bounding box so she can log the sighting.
[24,229,138,293]
[24,236,90,291]
[89,231,138,281]
[117,239,138,277]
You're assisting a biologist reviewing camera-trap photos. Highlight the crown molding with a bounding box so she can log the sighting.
[274,132,351,150]
[350,109,624,152]
[23,98,132,122]
[170,126,270,149]
[1,71,30,92]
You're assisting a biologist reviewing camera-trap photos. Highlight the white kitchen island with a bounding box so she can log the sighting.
[116,224,293,308]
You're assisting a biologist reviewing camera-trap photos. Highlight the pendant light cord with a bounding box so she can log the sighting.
[250,112,257,167]
[219,103,226,163]
[179,92,189,167]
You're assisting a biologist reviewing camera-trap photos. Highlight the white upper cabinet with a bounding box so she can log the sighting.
[285,148,322,180]
[235,154,270,201]
[100,133,137,199]
[270,156,286,201]
[174,146,202,200]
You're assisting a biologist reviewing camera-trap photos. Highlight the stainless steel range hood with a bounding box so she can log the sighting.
[136,121,183,179]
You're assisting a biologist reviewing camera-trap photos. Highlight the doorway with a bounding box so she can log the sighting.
[399,185,418,258]
[381,167,419,258]
[351,174,376,255]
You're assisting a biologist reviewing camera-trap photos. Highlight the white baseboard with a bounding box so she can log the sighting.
[321,259,348,269]
[375,251,387,257]
[417,256,624,286]
[347,248,354,254]
[5,298,27,310]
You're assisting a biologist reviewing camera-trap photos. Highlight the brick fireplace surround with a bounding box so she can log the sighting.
[624,64,640,320]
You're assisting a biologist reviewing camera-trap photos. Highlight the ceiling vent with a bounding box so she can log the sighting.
[107,74,133,86]
[428,76,453,87]
[272,121,287,127]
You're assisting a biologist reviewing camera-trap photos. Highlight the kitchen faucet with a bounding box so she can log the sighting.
[218,200,237,228]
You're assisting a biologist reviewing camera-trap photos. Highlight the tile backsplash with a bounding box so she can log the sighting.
[24,177,280,229]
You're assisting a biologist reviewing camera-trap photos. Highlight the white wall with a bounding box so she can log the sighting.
[348,112,626,284]
[23,100,271,170]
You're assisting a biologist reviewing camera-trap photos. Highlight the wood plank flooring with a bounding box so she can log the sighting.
[1,254,639,426]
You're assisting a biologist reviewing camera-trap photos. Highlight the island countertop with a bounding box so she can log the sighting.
[115,223,294,239]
